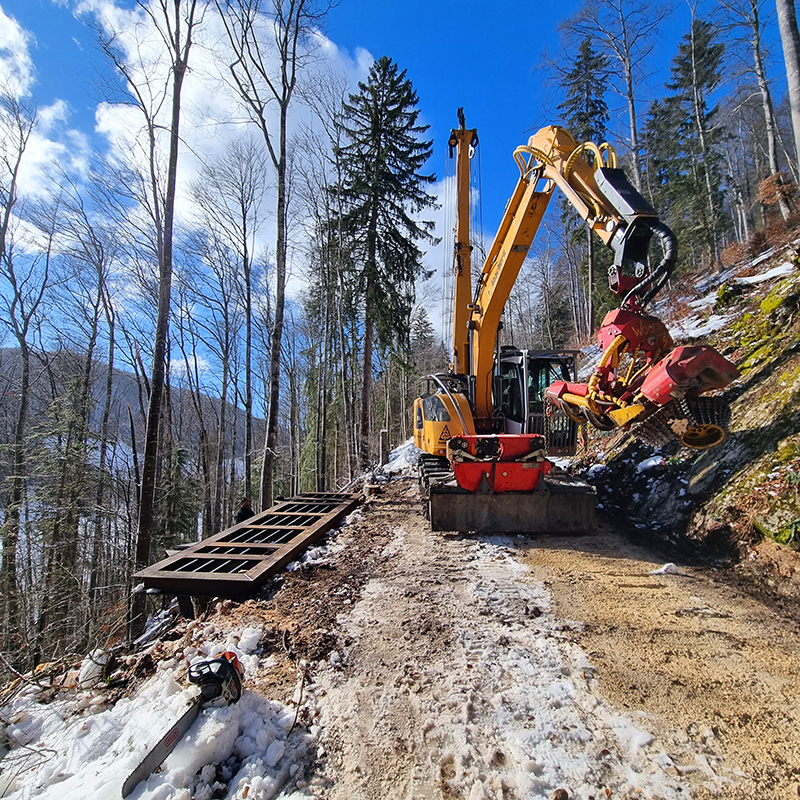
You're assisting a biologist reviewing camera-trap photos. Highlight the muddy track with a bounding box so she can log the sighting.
[224,477,800,799]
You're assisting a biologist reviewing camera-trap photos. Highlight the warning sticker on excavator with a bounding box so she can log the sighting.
[438,425,451,442]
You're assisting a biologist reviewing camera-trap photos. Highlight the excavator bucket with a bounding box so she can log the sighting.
[428,477,596,535]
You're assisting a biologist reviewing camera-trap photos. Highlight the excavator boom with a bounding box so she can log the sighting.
[414,111,737,534]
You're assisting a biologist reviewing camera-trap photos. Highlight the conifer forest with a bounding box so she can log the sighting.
[1,0,800,672]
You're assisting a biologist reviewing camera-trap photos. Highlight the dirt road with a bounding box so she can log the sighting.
[521,530,800,799]
[229,475,800,799]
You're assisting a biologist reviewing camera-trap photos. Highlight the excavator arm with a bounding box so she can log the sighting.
[416,113,736,535]
[468,125,678,422]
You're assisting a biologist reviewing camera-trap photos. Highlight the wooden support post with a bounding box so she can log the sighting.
[379,429,389,466]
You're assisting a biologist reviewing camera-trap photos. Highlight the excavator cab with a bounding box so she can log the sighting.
[413,373,475,458]
[494,348,579,455]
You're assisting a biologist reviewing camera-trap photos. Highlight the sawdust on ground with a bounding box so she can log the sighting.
[519,529,800,799]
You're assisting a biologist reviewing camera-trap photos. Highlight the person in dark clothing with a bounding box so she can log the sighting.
[235,498,255,524]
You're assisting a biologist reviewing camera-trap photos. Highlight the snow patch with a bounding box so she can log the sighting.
[735,261,796,285]
[237,627,263,655]
[381,438,420,476]
[308,527,704,799]
[586,463,607,477]
[0,629,310,800]
[688,292,717,310]
[636,456,664,473]
[78,650,108,689]
[650,563,680,575]
[669,313,732,339]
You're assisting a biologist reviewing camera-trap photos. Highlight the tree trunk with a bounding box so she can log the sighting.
[244,263,253,500]
[360,306,374,467]
[88,300,115,642]
[688,20,722,271]
[623,56,643,189]
[131,0,197,638]
[4,340,29,658]
[586,227,595,334]
[335,272,354,481]
[317,290,330,491]
[749,0,791,219]
[776,0,800,171]
[258,112,288,511]
[214,346,229,536]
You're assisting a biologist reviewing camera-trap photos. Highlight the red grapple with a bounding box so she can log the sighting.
[598,307,673,353]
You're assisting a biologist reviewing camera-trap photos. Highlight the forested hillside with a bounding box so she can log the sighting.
[2,0,800,672]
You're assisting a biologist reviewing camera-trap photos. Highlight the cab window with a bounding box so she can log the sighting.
[499,364,523,423]
[422,395,451,422]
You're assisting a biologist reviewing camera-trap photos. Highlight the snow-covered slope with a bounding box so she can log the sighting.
[0,625,313,800]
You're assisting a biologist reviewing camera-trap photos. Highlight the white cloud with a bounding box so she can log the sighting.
[38,97,69,130]
[0,7,90,200]
[170,349,212,380]
[0,5,35,96]
[12,100,91,198]
[78,0,376,302]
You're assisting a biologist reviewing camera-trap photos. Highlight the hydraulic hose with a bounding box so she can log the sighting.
[622,218,678,308]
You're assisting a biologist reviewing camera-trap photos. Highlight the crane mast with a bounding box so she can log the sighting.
[448,109,478,377]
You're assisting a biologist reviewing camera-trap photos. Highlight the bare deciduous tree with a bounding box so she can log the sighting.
[216,0,327,509]
[190,137,270,503]
[720,0,792,217]
[97,0,202,636]
[0,92,41,661]
[562,0,672,188]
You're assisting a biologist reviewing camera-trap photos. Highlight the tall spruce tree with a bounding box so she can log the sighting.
[558,38,610,145]
[641,97,684,216]
[665,19,727,270]
[558,38,610,334]
[336,56,437,467]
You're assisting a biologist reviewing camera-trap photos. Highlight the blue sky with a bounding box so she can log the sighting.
[0,0,792,335]
[1,0,592,218]
[3,0,789,218]
[323,0,585,207]
[0,0,728,223]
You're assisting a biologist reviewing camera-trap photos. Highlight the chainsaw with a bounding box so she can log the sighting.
[121,652,244,798]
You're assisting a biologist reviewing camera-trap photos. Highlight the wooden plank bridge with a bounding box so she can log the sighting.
[135,492,360,599]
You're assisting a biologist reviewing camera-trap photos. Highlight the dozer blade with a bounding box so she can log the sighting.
[428,477,596,534]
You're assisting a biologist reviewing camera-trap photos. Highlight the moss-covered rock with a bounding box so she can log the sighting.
[753,511,800,545]
[715,282,744,310]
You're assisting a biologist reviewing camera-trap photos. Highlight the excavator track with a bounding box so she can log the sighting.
[418,454,454,496]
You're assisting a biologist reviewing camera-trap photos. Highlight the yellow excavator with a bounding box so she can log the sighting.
[414,110,738,534]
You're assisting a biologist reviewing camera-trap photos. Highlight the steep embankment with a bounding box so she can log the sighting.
[580,241,800,610]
